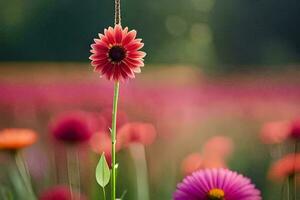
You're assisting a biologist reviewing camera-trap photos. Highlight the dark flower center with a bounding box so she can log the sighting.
[207,188,225,200]
[108,46,126,62]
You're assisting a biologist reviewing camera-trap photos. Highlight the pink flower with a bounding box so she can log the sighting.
[118,122,156,147]
[260,121,290,144]
[181,153,228,176]
[89,25,146,81]
[202,156,227,170]
[50,111,93,144]
[174,168,262,200]
[202,136,234,158]
[181,153,203,175]
[268,153,300,181]
[90,131,121,167]
[290,118,300,139]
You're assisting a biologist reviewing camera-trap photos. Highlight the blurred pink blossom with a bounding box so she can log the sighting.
[260,121,290,144]
[202,136,234,158]
[268,153,300,181]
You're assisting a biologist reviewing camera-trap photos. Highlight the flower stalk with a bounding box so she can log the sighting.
[111,4,121,200]
[66,148,74,199]
[287,141,298,200]
[14,152,36,200]
[111,81,120,200]
[66,147,82,200]
[130,144,150,200]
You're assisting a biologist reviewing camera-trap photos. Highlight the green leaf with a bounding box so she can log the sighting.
[95,153,110,188]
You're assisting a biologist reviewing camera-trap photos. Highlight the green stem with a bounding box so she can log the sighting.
[67,148,74,199]
[14,152,36,200]
[130,144,150,200]
[292,141,298,200]
[288,174,295,200]
[75,150,81,198]
[288,141,298,200]
[287,177,290,200]
[111,81,120,200]
[102,187,106,200]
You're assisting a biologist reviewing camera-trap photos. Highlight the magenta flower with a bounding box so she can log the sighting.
[89,24,146,81]
[290,118,300,139]
[174,168,262,200]
[50,111,93,144]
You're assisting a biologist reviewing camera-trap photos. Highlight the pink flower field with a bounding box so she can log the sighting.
[0,63,299,199]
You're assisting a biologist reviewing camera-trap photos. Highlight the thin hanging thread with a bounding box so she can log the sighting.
[115,0,121,25]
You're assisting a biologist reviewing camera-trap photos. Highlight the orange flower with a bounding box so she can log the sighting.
[268,153,300,181]
[202,156,227,169]
[202,136,234,158]
[117,122,156,147]
[181,153,227,176]
[0,129,37,150]
[90,131,122,154]
[260,121,290,144]
[181,153,203,175]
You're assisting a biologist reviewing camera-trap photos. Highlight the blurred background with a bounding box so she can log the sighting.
[1,0,300,200]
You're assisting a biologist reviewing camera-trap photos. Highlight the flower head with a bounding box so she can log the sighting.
[290,118,300,139]
[181,153,203,175]
[90,25,146,81]
[202,136,234,158]
[0,129,37,150]
[89,131,120,167]
[39,185,86,200]
[50,111,93,144]
[174,168,262,200]
[260,121,290,144]
[181,153,227,176]
[268,153,300,181]
[118,122,156,147]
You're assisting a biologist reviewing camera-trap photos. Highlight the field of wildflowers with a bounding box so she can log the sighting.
[0,63,299,199]
[1,0,300,199]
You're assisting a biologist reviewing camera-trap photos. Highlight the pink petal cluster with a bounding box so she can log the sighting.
[181,136,233,176]
[290,118,300,139]
[260,121,290,144]
[50,111,93,144]
[202,136,234,158]
[90,25,146,81]
[174,168,262,200]
[268,153,300,181]
[117,122,157,147]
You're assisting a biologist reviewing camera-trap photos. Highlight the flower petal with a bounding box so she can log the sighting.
[127,51,146,59]
[125,39,144,51]
[124,58,144,68]
[133,67,141,73]
[122,30,136,46]
[114,24,123,44]
[106,27,115,44]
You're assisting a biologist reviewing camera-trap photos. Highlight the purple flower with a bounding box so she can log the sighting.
[50,111,93,144]
[174,168,262,200]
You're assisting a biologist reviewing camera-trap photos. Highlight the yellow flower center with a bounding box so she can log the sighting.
[207,188,225,200]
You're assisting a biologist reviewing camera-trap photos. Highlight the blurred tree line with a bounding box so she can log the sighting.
[1,0,300,72]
